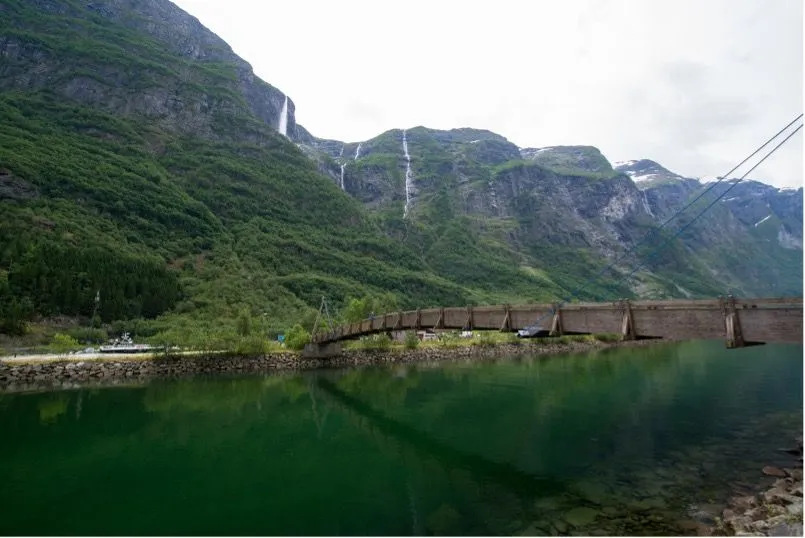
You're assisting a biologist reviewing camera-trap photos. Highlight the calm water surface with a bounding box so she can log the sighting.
[0,341,801,535]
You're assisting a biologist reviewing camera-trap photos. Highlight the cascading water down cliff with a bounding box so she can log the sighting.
[340,163,346,190]
[640,189,654,218]
[278,95,289,137]
[402,130,413,218]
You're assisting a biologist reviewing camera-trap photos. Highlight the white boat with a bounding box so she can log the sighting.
[99,332,156,353]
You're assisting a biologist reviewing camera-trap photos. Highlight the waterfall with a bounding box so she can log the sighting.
[354,142,362,161]
[339,144,344,158]
[340,163,346,191]
[278,95,289,137]
[402,129,413,218]
[641,189,654,217]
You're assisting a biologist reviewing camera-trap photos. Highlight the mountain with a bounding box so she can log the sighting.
[0,0,483,340]
[0,0,801,342]
[300,129,803,300]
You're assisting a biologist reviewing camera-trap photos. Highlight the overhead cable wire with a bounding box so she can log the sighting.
[558,113,804,303]
[605,123,803,295]
[523,115,803,330]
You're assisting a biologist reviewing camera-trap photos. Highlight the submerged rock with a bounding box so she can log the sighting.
[676,518,712,535]
[518,522,551,536]
[766,522,801,536]
[731,496,758,511]
[563,506,600,527]
[575,482,610,505]
[601,506,619,516]
[534,497,564,512]
[762,467,787,478]
[629,497,667,511]
[784,468,803,481]
[553,519,568,533]
[691,510,717,526]
[714,449,804,537]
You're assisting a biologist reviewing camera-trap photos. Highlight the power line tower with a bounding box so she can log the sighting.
[311,296,335,338]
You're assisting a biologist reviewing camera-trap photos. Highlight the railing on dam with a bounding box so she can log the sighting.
[311,296,803,348]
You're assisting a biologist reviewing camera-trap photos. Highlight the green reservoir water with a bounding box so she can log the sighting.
[0,341,801,536]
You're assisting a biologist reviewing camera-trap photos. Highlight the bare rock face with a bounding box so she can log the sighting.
[522,146,615,175]
[0,169,38,200]
[488,162,655,252]
[1,0,298,141]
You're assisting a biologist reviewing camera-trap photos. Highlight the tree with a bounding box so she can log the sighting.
[237,310,251,337]
[341,293,400,323]
[285,324,310,351]
[49,333,80,355]
[342,297,369,323]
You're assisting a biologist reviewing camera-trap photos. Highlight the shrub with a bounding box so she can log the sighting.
[438,333,462,349]
[403,331,420,349]
[557,334,595,344]
[285,324,311,351]
[49,333,80,354]
[594,333,621,343]
[360,333,392,351]
[234,335,268,355]
[67,326,108,344]
[473,331,495,347]
[504,332,521,346]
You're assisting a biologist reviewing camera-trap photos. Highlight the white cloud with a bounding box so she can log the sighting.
[172,0,803,188]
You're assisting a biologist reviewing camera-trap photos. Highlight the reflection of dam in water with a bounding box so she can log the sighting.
[312,376,572,535]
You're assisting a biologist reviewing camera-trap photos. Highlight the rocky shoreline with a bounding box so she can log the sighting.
[711,437,803,537]
[0,338,657,393]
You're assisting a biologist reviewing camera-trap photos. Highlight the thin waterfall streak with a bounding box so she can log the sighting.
[641,190,654,218]
[278,95,289,137]
[340,163,346,191]
[354,142,362,161]
[403,130,413,218]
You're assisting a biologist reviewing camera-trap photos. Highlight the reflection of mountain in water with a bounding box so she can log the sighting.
[314,342,802,535]
[315,377,576,535]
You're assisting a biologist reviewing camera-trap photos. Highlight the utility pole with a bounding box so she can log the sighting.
[91,289,100,326]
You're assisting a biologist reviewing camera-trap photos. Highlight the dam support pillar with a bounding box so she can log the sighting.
[722,295,746,348]
[549,304,563,337]
[620,299,636,341]
[303,342,343,359]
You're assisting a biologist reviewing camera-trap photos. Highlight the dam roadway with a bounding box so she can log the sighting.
[304,296,802,358]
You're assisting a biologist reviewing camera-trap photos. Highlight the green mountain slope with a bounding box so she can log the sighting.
[0,1,487,338]
[0,90,495,335]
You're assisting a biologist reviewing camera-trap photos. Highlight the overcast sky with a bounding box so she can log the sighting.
[173,0,802,188]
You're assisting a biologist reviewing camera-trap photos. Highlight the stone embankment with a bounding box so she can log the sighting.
[714,437,803,537]
[0,339,649,393]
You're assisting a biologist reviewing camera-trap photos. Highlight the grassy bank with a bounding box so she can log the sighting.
[2,329,625,363]
[342,331,622,352]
